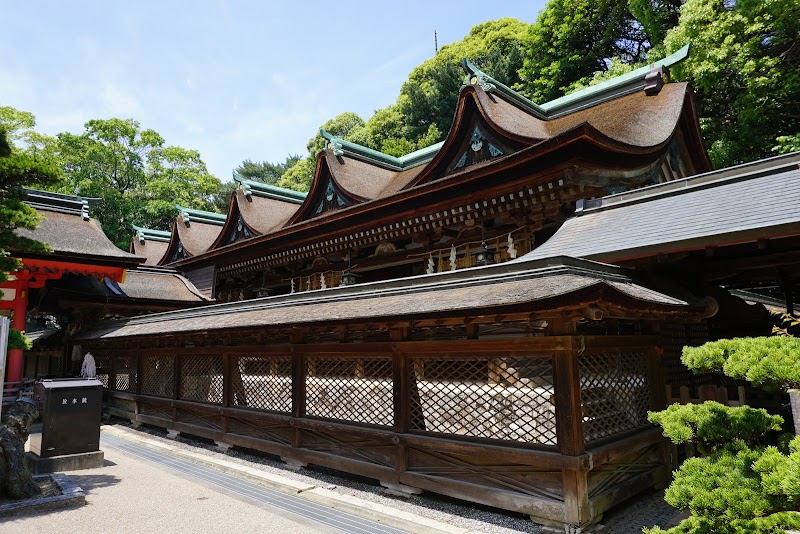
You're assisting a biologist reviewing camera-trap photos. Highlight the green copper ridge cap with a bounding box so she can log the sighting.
[232,173,307,204]
[320,129,442,171]
[175,204,227,226]
[460,43,691,119]
[132,224,171,242]
[460,58,548,119]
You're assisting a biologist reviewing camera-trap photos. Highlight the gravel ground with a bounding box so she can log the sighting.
[111,420,679,533]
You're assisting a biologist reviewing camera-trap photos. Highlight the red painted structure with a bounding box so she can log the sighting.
[1,259,128,384]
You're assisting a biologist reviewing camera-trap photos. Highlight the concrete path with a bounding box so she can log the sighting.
[3,423,684,534]
[1,440,338,534]
[1,430,398,534]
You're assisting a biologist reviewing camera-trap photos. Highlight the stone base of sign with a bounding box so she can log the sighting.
[0,473,85,517]
[26,450,104,474]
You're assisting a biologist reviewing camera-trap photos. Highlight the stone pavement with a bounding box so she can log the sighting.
[3,423,684,533]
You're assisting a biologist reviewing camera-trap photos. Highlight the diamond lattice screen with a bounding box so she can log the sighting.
[180,355,224,404]
[305,356,394,426]
[93,353,112,389]
[409,356,556,445]
[232,355,292,413]
[114,355,138,392]
[579,351,650,443]
[140,355,174,398]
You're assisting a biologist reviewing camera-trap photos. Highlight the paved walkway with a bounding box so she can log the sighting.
[3,424,682,533]
[2,435,342,534]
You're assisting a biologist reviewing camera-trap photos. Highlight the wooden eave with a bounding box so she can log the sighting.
[171,131,675,273]
[78,279,708,346]
[678,90,713,174]
[15,250,144,271]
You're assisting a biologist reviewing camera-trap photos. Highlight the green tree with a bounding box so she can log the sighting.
[276,112,365,192]
[211,180,239,213]
[773,133,800,155]
[629,0,685,45]
[658,0,800,167]
[520,0,651,103]
[0,108,62,349]
[401,18,530,140]
[645,335,800,533]
[235,154,301,185]
[272,19,530,193]
[53,118,222,247]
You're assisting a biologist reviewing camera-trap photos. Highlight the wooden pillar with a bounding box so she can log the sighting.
[290,332,305,449]
[6,279,28,386]
[552,322,591,527]
[784,283,795,316]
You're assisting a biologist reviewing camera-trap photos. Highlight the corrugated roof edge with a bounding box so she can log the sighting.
[575,151,800,216]
[76,255,698,339]
[232,173,307,204]
[319,129,443,171]
[460,44,691,119]
[132,224,171,242]
[175,204,227,225]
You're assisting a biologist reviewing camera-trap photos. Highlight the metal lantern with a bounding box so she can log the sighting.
[472,240,494,266]
[472,223,494,266]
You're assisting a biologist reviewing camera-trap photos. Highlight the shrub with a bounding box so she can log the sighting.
[682,337,800,392]
[648,402,783,453]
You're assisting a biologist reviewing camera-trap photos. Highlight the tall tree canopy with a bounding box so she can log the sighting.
[400,18,529,141]
[235,154,301,185]
[658,0,800,167]
[276,19,530,192]
[52,118,222,247]
[520,0,651,103]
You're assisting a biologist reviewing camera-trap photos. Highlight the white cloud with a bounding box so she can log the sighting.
[101,82,142,117]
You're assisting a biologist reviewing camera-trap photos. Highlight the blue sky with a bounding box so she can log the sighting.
[0,1,546,181]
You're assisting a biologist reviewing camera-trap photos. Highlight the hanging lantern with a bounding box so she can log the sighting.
[471,241,494,266]
[471,223,494,266]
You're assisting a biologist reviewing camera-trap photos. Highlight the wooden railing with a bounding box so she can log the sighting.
[94,335,664,527]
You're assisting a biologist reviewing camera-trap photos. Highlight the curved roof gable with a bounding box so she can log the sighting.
[130,225,170,265]
[403,45,695,190]
[211,177,305,249]
[160,206,226,265]
[286,152,368,225]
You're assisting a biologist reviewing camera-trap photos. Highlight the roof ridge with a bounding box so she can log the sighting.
[232,174,307,204]
[460,44,691,120]
[175,204,227,226]
[132,224,172,242]
[319,129,441,171]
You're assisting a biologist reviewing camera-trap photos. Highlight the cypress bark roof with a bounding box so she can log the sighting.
[16,191,143,267]
[79,256,704,341]
[521,152,800,263]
